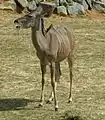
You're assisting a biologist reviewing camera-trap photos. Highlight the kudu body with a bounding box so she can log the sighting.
[14,6,74,111]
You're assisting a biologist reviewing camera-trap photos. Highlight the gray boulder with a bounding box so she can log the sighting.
[73,0,92,10]
[55,0,73,7]
[82,0,92,10]
[67,2,85,15]
[55,0,73,15]
[102,0,105,3]
[92,0,105,13]
[82,0,88,10]
[17,0,28,7]
[72,0,83,4]
[17,0,39,10]
[55,0,60,7]
[9,0,40,13]
[9,0,28,13]
[57,5,68,15]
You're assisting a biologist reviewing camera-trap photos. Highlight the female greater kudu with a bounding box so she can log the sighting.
[14,5,74,111]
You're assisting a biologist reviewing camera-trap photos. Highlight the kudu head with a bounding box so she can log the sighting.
[14,6,43,29]
[14,4,55,29]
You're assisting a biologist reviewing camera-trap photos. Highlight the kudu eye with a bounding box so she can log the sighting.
[28,15,33,18]
[14,20,18,24]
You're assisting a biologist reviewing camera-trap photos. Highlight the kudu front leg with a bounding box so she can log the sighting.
[50,62,58,111]
[39,63,46,107]
[47,62,61,103]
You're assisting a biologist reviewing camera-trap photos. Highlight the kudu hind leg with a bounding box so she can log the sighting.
[47,62,61,104]
[50,62,58,111]
[58,62,62,76]
[39,64,46,107]
[68,57,73,103]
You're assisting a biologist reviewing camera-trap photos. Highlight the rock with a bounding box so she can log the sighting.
[17,0,28,8]
[9,0,40,13]
[67,0,73,4]
[84,0,92,10]
[100,0,105,4]
[67,2,85,15]
[55,0,60,7]
[0,0,15,10]
[59,0,68,6]
[92,0,105,13]
[57,5,68,15]
[55,0,73,7]
[73,0,92,10]
[82,0,88,10]
[16,0,39,11]
[72,0,83,4]
[10,0,26,13]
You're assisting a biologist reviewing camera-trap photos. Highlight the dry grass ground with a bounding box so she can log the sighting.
[0,10,105,120]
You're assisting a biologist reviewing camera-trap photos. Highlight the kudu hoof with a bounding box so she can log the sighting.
[55,107,58,111]
[46,100,52,104]
[68,97,72,103]
[39,103,43,107]
[46,98,53,104]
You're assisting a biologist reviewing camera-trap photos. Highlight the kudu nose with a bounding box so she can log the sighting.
[14,20,21,29]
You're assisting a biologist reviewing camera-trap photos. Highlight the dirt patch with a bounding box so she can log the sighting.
[85,10,105,19]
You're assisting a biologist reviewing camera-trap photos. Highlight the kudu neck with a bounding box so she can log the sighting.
[32,17,44,33]
[31,17,47,52]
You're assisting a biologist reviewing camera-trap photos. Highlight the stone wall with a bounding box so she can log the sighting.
[0,0,105,15]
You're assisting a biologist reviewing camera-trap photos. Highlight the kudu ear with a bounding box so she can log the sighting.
[30,6,43,17]
[28,3,55,18]
[39,3,55,18]
[35,5,43,14]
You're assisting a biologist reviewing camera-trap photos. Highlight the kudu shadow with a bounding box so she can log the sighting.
[62,116,83,120]
[0,98,40,111]
[61,112,84,120]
